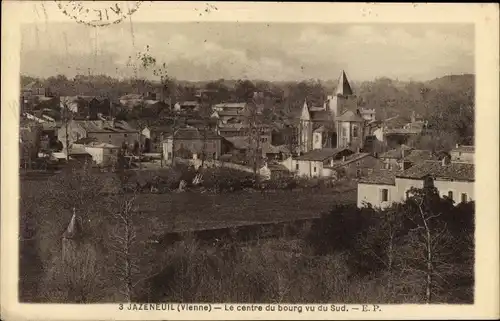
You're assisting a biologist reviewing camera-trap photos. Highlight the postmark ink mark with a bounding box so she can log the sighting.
[55,1,143,28]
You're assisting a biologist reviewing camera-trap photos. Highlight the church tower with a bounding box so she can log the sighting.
[327,70,358,125]
[298,99,313,153]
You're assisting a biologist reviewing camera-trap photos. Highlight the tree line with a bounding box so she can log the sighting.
[22,71,474,150]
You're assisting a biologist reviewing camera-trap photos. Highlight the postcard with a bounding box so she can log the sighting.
[1,1,498,320]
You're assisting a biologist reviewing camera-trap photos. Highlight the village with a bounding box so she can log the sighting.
[20,70,474,209]
[8,0,486,309]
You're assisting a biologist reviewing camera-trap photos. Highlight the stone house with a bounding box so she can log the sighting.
[450,144,474,164]
[81,142,120,167]
[57,120,140,154]
[142,125,172,153]
[162,127,223,163]
[282,147,354,178]
[357,159,474,209]
[329,152,385,180]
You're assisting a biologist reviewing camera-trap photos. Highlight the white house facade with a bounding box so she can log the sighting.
[357,159,475,209]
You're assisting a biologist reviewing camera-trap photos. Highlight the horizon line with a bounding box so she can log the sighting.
[20,72,475,85]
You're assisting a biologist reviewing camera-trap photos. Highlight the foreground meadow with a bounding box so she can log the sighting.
[19,166,473,304]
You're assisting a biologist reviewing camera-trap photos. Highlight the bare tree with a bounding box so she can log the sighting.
[60,100,73,162]
[109,190,139,302]
[402,186,452,303]
[242,101,263,178]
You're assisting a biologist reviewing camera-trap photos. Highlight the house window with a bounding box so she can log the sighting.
[342,128,347,137]
[353,126,358,137]
[124,134,128,137]
[367,169,373,175]
[448,191,454,200]
[381,189,389,202]
[315,135,319,143]
[168,152,172,159]
[356,169,362,177]
[313,166,317,173]
[461,193,468,203]
[295,163,299,171]
[108,134,112,138]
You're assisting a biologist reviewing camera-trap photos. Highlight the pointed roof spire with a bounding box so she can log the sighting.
[63,207,82,239]
[335,70,353,96]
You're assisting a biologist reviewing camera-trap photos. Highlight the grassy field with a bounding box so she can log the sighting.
[19,173,357,303]
[134,187,356,236]
[19,171,473,304]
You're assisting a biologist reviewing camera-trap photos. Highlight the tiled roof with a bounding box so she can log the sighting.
[330,152,371,168]
[268,163,289,172]
[336,110,365,122]
[62,95,107,103]
[217,110,241,117]
[262,144,289,154]
[396,161,474,182]
[219,124,245,131]
[171,128,221,141]
[295,147,351,161]
[75,120,138,133]
[120,94,143,100]
[114,120,138,132]
[213,102,247,109]
[310,110,331,121]
[144,99,160,105]
[74,137,98,144]
[86,142,120,149]
[69,147,91,155]
[359,171,400,186]
[42,122,59,131]
[382,115,409,128]
[380,145,414,159]
[179,101,199,107]
[385,128,423,135]
[224,136,249,150]
[313,125,326,132]
[451,145,475,153]
[23,81,45,90]
[403,149,437,163]
[149,125,173,133]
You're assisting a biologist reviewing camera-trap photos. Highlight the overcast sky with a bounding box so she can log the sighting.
[21,22,474,82]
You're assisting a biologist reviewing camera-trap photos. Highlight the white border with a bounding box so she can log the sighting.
[2,2,499,320]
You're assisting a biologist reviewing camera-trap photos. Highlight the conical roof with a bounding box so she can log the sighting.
[62,209,83,239]
[335,70,353,96]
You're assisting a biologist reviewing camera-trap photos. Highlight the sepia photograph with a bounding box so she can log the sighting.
[2,1,499,320]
